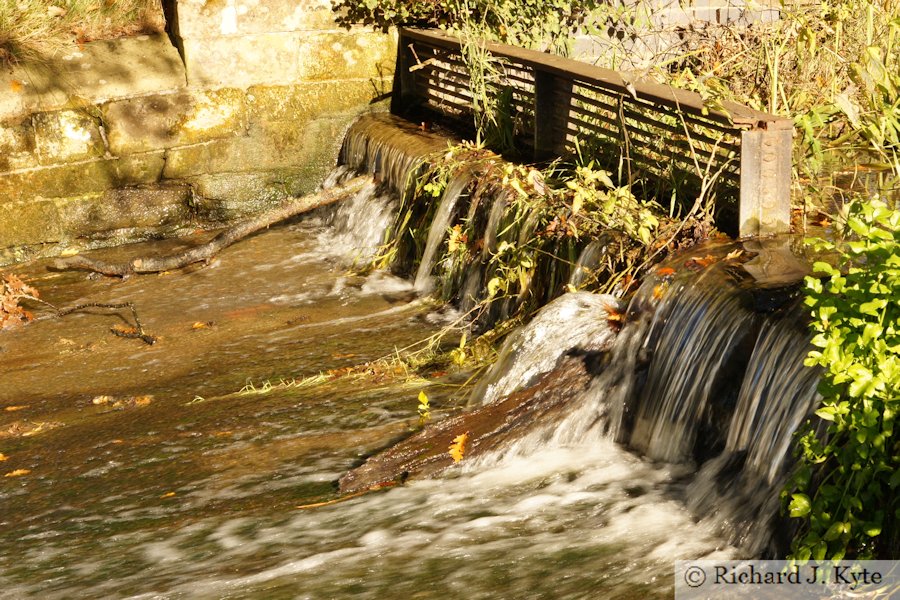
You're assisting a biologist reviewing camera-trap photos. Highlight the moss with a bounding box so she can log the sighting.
[0,198,62,246]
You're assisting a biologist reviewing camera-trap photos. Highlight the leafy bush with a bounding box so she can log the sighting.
[786,198,899,559]
[332,0,597,55]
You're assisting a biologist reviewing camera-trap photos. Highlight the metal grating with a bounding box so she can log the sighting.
[392,28,794,235]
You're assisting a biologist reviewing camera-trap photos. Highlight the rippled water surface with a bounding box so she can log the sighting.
[0,220,736,599]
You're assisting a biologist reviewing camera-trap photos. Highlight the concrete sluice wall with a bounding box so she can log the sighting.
[0,0,395,265]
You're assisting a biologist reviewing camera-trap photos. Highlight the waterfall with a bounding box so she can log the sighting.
[414,173,473,292]
[329,114,820,555]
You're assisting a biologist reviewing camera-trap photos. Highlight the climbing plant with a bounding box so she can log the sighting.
[785,198,900,559]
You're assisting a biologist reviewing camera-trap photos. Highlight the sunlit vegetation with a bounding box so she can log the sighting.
[785,199,899,559]
[0,0,164,64]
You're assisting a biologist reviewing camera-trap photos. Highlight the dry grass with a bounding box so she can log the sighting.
[0,0,165,65]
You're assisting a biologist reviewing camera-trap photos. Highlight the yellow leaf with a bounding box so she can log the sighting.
[160,491,176,498]
[725,249,743,260]
[60,248,80,257]
[4,405,27,412]
[448,432,469,463]
[133,395,152,407]
[4,468,30,477]
[0,453,8,462]
[92,395,113,405]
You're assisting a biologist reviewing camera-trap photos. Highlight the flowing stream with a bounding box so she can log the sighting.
[0,113,821,598]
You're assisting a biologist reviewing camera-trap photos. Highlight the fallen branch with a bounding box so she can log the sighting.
[52,176,369,277]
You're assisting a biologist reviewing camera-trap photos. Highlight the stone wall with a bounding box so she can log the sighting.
[0,0,395,264]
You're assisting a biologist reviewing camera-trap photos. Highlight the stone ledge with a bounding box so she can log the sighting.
[104,89,248,155]
[0,34,186,122]
[55,185,193,237]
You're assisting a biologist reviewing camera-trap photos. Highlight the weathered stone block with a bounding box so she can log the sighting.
[181,29,394,89]
[181,32,304,88]
[0,118,38,171]
[188,172,290,220]
[175,0,339,38]
[163,127,317,179]
[0,199,63,246]
[246,79,388,124]
[0,161,119,204]
[104,89,247,155]
[33,109,105,165]
[55,185,192,237]
[297,31,396,82]
[114,152,167,185]
[0,35,185,122]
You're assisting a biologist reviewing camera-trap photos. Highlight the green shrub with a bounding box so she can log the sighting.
[786,198,900,559]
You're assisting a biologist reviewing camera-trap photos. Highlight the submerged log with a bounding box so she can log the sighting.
[53,176,369,277]
[338,354,595,494]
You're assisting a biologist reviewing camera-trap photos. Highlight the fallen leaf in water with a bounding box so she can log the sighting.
[0,453,8,461]
[133,395,152,407]
[653,283,668,300]
[604,303,626,330]
[448,432,469,463]
[656,267,676,277]
[4,405,27,412]
[160,491,176,498]
[92,395,113,405]
[4,469,30,477]
[191,321,214,330]
[10,79,23,93]
[724,249,743,261]
[111,439,124,444]
[685,254,717,270]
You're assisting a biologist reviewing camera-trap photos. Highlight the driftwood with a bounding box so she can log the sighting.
[53,176,369,277]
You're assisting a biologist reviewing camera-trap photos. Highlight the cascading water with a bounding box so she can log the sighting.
[329,115,821,557]
[461,244,820,555]
[1,111,832,599]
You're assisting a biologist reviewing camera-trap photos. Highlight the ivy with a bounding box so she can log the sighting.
[785,198,900,559]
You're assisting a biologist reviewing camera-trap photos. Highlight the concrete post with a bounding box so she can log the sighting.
[739,127,793,237]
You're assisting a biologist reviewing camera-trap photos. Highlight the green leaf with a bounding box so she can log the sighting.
[860,298,887,316]
[789,494,811,518]
[814,406,836,421]
[823,521,845,541]
[812,261,836,276]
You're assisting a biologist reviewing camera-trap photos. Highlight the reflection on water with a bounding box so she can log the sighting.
[0,214,735,598]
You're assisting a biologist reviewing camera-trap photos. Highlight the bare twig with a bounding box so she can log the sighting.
[21,295,157,345]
